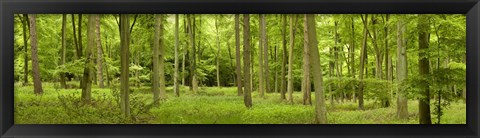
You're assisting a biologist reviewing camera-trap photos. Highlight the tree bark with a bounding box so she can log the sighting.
[243,14,253,108]
[396,18,408,119]
[262,14,270,94]
[29,14,43,95]
[258,14,265,98]
[59,14,67,89]
[287,15,295,103]
[235,14,243,96]
[305,14,327,124]
[120,14,130,116]
[302,15,312,105]
[187,15,198,93]
[215,16,221,88]
[418,15,432,124]
[96,15,104,88]
[81,14,96,102]
[22,14,29,86]
[358,14,369,110]
[174,14,180,97]
[280,15,287,101]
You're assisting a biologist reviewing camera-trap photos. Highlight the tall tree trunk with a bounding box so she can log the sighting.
[235,14,243,96]
[59,14,67,89]
[78,14,83,57]
[120,14,130,116]
[187,14,198,93]
[262,14,270,94]
[105,35,111,87]
[152,15,161,103]
[158,15,167,99]
[358,14,369,110]
[81,14,96,102]
[29,14,43,95]
[22,14,29,86]
[287,15,295,103]
[258,14,265,98]
[350,16,356,103]
[306,14,327,124]
[396,18,408,119]
[385,14,393,103]
[96,15,104,88]
[418,15,432,124]
[243,14,253,108]
[72,14,80,60]
[280,15,287,101]
[302,14,312,105]
[174,14,180,97]
[182,16,187,86]
[215,16,221,88]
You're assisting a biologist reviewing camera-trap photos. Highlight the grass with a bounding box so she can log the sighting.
[14,82,466,124]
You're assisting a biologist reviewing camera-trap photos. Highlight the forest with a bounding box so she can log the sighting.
[14,14,466,124]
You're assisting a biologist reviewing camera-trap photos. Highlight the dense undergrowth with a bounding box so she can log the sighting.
[14,82,466,124]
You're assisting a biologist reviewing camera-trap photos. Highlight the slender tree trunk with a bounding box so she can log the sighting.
[262,14,270,94]
[243,14,253,108]
[78,14,83,57]
[215,16,221,88]
[22,14,29,86]
[280,15,287,101]
[187,14,198,93]
[287,15,295,103]
[81,14,96,103]
[182,16,187,86]
[418,15,432,124]
[358,14,369,110]
[174,14,180,97]
[59,14,67,88]
[72,14,80,60]
[158,15,167,99]
[120,14,130,116]
[306,14,327,124]
[29,14,43,95]
[350,16,356,103]
[235,14,243,96]
[258,14,265,98]
[396,18,408,119]
[152,15,161,103]
[96,15,104,88]
[302,14,312,105]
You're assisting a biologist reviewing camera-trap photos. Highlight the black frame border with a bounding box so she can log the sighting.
[1,0,479,137]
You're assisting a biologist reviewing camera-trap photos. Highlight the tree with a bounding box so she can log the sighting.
[418,14,432,124]
[120,14,130,116]
[258,14,265,98]
[358,14,369,110]
[71,14,81,59]
[96,15,105,88]
[174,14,180,97]
[280,15,287,100]
[302,14,312,105]
[396,17,408,119]
[305,14,327,124]
[28,14,43,95]
[243,14,253,108]
[187,14,198,93]
[235,14,243,96]
[59,14,67,89]
[215,15,221,88]
[22,14,29,86]
[262,14,270,94]
[287,15,296,103]
[81,14,96,102]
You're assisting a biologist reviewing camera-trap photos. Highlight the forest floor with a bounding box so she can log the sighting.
[14,82,466,124]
